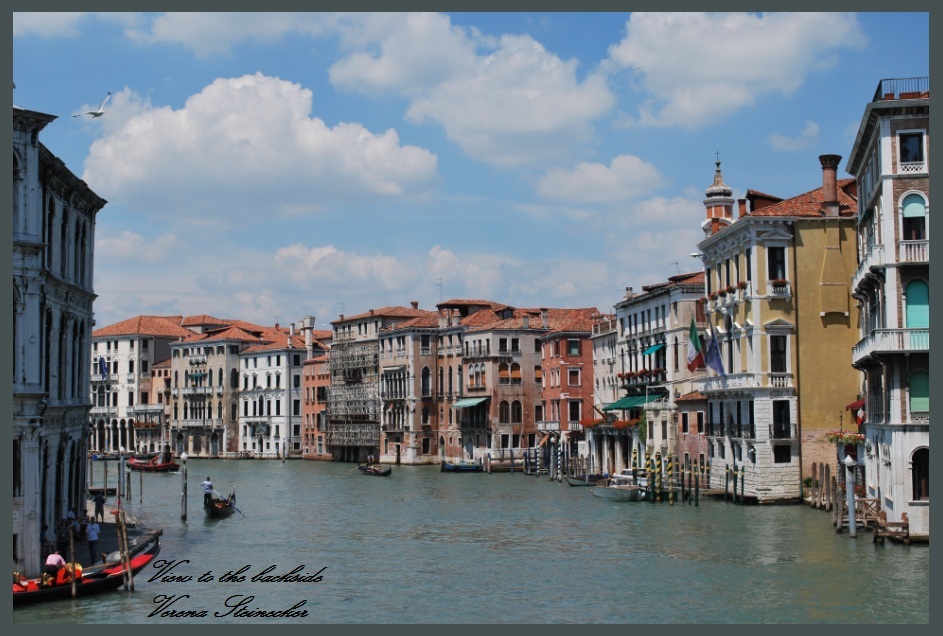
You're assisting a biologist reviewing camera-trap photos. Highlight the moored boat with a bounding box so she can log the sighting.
[565,474,605,486]
[441,462,484,473]
[127,453,179,473]
[13,534,161,606]
[590,470,645,501]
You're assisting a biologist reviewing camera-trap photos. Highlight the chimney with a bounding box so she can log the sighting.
[522,315,530,329]
[540,308,549,329]
[438,308,447,328]
[738,198,748,218]
[410,300,419,310]
[625,286,634,300]
[288,322,294,348]
[819,154,842,217]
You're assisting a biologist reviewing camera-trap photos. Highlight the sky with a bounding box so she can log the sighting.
[11,11,930,332]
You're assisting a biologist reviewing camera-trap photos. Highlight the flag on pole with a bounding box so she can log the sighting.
[98,356,108,377]
[686,317,704,371]
[704,330,726,376]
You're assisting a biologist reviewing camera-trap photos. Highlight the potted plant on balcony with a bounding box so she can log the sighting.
[770,278,789,288]
[709,291,718,301]
[825,431,865,444]
[737,280,748,290]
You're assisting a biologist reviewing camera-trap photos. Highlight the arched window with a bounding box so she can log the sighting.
[901,193,927,241]
[448,365,454,395]
[909,371,929,415]
[499,401,510,423]
[421,367,431,396]
[218,368,223,386]
[511,401,523,423]
[510,363,522,384]
[498,363,510,385]
[912,447,929,500]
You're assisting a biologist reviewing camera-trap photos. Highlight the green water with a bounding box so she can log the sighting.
[14,459,929,623]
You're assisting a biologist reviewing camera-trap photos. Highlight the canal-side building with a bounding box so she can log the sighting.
[696,156,860,503]
[326,304,427,462]
[13,103,107,576]
[377,310,441,464]
[846,77,929,537]
[237,325,307,459]
[538,311,598,469]
[594,273,707,475]
[90,315,192,455]
[302,353,332,460]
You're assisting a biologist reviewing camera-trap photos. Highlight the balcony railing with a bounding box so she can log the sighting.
[853,328,929,362]
[537,420,561,432]
[769,422,795,440]
[701,372,756,392]
[871,77,929,102]
[767,281,792,299]
[768,372,793,389]
[852,243,885,290]
[899,240,928,264]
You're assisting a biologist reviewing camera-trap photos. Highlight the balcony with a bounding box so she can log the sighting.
[853,328,929,364]
[767,281,792,300]
[537,420,560,432]
[701,372,757,393]
[768,372,793,389]
[871,77,929,102]
[769,422,795,440]
[852,243,885,291]
[899,240,928,264]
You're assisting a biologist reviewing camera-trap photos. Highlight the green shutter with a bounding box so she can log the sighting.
[910,371,929,412]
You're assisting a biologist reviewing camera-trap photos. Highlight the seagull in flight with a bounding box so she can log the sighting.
[74,92,110,118]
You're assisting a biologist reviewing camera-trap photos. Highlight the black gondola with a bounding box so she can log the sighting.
[358,464,392,476]
[205,491,238,518]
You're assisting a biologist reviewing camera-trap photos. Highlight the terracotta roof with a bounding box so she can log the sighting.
[667,271,704,285]
[747,179,857,218]
[152,358,171,369]
[93,315,191,338]
[192,325,267,343]
[333,305,427,323]
[180,314,231,328]
[467,307,599,333]
[380,312,440,333]
[675,390,707,402]
[242,333,306,354]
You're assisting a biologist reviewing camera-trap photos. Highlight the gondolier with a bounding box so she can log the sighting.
[202,477,214,505]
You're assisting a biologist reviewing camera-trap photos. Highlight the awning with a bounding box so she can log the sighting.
[643,343,665,356]
[603,396,642,411]
[845,398,865,411]
[453,397,488,409]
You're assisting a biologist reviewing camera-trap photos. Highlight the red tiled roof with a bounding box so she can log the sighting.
[333,305,427,323]
[242,333,306,354]
[676,390,707,402]
[193,325,267,343]
[93,315,191,338]
[668,271,704,285]
[747,179,857,218]
[381,312,440,332]
[152,358,171,369]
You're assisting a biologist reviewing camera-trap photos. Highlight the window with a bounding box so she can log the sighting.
[772,400,791,438]
[770,336,787,373]
[499,401,510,423]
[534,366,542,384]
[767,246,786,280]
[681,412,689,433]
[567,339,581,356]
[567,368,580,386]
[510,363,522,384]
[745,248,752,281]
[498,363,510,385]
[773,445,791,464]
[909,371,929,414]
[912,447,929,500]
[902,193,927,240]
[899,132,924,164]
[511,338,519,352]
[696,411,704,434]
[568,401,581,422]
[511,401,523,424]
[499,338,508,352]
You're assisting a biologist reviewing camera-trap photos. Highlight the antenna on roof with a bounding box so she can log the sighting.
[670,261,680,274]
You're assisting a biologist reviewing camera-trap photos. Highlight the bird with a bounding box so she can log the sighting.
[73,92,110,118]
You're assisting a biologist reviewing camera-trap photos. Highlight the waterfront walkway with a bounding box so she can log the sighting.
[63,499,158,569]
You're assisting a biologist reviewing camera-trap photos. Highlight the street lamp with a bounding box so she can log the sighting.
[180,451,189,521]
[843,453,857,538]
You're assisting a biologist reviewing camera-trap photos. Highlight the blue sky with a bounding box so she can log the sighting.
[12,12,930,331]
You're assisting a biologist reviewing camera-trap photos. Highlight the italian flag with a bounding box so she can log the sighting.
[687,316,704,371]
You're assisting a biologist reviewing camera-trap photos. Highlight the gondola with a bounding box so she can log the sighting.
[127,454,179,473]
[441,462,483,473]
[205,491,238,518]
[13,534,161,606]
[565,474,605,486]
[358,464,392,477]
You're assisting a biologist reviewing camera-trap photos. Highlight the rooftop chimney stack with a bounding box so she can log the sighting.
[540,308,549,329]
[738,198,748,218]
[411,300,419,309]
[819,154,842,217]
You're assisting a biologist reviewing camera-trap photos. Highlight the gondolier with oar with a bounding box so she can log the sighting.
[202,476,214,506]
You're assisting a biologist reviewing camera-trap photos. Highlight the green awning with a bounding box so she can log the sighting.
[603,396,641,411]
[453,397,488,409]
[643,343,665,356]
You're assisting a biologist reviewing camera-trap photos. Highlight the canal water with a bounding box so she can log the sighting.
[15,459,929,623]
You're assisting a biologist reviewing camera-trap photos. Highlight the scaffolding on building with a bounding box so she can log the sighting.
[325,339,380,447]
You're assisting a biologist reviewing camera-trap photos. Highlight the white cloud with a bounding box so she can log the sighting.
[13,12,85,38]
[608,12,867,128]
[769,119,820,151]
[534,155,664,203]
[82,73,438,223]
[124,12,339,57]
[96,230,180,263]
[274,244,418,291]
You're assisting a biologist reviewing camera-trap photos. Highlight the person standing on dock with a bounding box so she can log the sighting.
[93,491,106,523]
[202,476,214,505]
[85,518,101,564]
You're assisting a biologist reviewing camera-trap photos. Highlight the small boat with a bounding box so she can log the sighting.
[127,453,179,473]
[441,462,484,473]
[591,470,644,502]
[205,492,238,518]
[565,474,605,486]
[358,464,392,477]
[13,534,161,606]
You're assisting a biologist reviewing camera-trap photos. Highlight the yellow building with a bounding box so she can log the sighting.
[696,156,860,502]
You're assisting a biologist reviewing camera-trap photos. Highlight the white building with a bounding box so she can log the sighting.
[13,104,106,576]
[846,77,929,538]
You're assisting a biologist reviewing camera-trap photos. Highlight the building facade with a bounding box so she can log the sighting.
[13,104,106,576]
[696,157,860,502]
[846,77,929,537]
